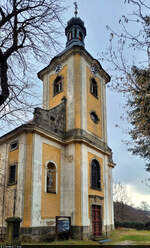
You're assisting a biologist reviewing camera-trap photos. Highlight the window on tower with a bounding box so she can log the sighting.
[53,76,63,96]
[74,29,77,38]
[91,159,101,190]
[69,31,72,40]
[8,164,17,185]
[90,78,98,98]
[10,140,18,151]
[46,162,56,193]
[90,111,99,124]
[79,32,83,41]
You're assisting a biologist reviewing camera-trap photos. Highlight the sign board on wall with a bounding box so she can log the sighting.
[56,216,71,240]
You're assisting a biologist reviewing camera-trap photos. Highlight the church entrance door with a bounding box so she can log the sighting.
[92,205,102,236]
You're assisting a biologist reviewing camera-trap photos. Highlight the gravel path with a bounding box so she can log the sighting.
[112,240,136,245]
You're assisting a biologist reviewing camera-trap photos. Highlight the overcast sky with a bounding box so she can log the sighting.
[63,0,150,207]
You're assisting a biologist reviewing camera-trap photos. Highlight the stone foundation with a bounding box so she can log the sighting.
[21,226,56,242]
[20,224,114,242]
[20,225,92,242]
[103,224,114,237]
[71,226,90,240]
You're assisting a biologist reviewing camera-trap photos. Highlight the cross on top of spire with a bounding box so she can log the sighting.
[74,2,78,17]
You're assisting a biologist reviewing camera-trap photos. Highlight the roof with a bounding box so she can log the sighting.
[38,45,111,83]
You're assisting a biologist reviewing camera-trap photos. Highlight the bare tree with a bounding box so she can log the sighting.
[113,180,131,221]
[140,201,150,211]
[100,0,150,170]
[0,0,66,130]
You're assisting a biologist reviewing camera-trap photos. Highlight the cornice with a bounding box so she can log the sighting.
[0,124,113,158]
[38,46,110,83]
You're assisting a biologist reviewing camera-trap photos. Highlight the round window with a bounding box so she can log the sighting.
[90,111,99,124]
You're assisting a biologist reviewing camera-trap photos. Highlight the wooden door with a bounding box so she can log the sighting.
[92,205,102,236]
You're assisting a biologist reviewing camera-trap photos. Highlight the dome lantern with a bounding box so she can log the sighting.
[65,3,86,48]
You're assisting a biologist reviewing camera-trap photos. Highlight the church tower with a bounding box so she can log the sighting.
[0,6,115,241]
[37,10,115,239]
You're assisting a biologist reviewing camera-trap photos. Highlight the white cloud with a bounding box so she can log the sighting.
[126,184,150,208]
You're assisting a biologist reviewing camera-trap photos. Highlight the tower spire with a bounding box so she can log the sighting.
[65,4,86,48]
[74,2,78,17]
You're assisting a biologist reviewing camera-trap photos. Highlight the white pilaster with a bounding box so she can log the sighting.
[81,144,90,226]
[66,56,75,131]
[43,73,50,110]
[31,133,42,226]
[60,143,75,225]
[102,80,107,143]
[103,156,110,227]
[16,134,26,218]
[81,57,87,130]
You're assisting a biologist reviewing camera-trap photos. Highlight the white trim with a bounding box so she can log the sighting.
[81,144,90,226]
[15,134,26,219]
[31,133,42,226]
[60,143,75,225]
[67,56,74,131]
[102,79,107,142]
[81,56,87,130]
[103,156,110,226]
[43,73,49,110]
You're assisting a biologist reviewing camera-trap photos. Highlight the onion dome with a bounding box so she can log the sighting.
[65,16,87,48]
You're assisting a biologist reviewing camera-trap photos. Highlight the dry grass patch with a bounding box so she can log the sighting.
[103,228,150,245]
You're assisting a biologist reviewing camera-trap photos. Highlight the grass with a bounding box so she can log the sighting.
[23,229,150,245]
[47,240,100,245]
[1,228,150,246]
[103,228,150,245]
[22,240,100,245]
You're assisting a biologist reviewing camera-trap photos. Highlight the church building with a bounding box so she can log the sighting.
[0,9,115,240]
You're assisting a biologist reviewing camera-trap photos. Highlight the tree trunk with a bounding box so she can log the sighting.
[0,59,9,106]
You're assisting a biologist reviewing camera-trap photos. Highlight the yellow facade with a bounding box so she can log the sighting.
[8,144,19,165]
[86,66,102,138]
[23,133,33,227]
[88,152,104,197]
[41,143,61,218]
[88,152,104,220]
[3,144,19,219]
[75,143,82,226]
[49,65,67,109]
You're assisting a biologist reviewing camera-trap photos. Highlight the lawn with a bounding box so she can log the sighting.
[1,228,150,246]
[22,239,100,246]
[22,229,150,245]
[103,228,150,245]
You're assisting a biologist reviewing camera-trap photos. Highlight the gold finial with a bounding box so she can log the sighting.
[74,2,78,17]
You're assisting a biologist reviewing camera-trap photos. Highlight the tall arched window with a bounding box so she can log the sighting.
[90,78,98,98]
[53,76,63,96]
[91,159,101,190]
[46,162,56,193]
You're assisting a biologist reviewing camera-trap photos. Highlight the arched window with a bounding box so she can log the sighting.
[53,76,63,96]
[46,162,56,193]
[79,32,83,41]
[91,159,101,190]
[90,78,98,98]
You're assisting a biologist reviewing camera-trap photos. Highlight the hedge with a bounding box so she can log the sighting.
[115,221,146,230]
